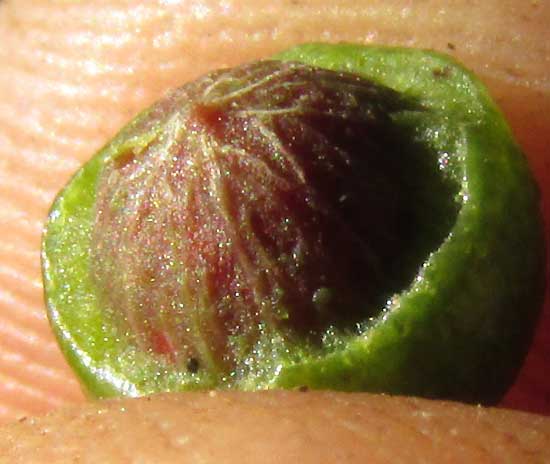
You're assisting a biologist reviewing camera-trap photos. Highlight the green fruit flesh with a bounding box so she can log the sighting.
[42,44,544,403]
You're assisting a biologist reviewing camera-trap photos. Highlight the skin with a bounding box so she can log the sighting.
[1,390,550,463]
[0,0,548,448]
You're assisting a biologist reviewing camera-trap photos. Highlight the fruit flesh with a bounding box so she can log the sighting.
[0,0,549,423]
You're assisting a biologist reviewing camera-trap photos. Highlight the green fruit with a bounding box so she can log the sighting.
[42,44,544,404]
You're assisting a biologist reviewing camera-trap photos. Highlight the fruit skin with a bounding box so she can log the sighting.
[42,44,545,404]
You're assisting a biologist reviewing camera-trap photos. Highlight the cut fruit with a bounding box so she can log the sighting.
[42,44,544,404]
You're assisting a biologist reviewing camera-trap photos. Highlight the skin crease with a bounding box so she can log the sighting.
[0,0,549,445]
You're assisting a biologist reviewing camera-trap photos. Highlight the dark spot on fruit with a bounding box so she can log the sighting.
[191,104,226,139]
[187,357,200,373]
[113,148,136,169]
[433,67,452,78]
